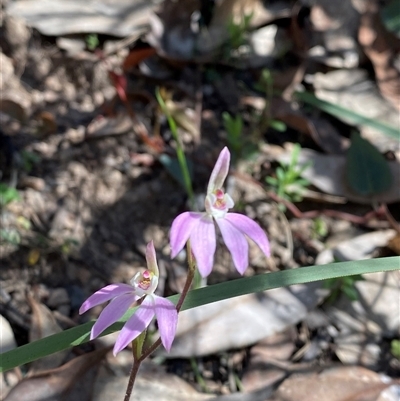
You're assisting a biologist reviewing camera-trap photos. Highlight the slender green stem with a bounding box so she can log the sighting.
[155,88,195,207]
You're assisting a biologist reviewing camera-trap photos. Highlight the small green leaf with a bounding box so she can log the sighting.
[159,154,193,190]
[391,339,400,358]
[269,120,287,132]
[381,0,400,37]
[0,184,20,206]
[342,285,359,301]
[346,132,392,196]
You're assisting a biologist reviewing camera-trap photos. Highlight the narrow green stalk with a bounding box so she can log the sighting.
[155,88,195,208]
[190,357,208,393]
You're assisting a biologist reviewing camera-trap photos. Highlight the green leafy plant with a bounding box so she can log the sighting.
[390,339,400,359]
[223,112,243,153]
[227,13,253,51]
[253,69,286,134]
[312,217,329,239]
[381,0,400,37]
[323,274,365,302]
[21,150,40,174]
[222,112,259,164]
[0,183,20,206]
[85,34,99,51]
[0,228,21,246]
[266,143,310,207]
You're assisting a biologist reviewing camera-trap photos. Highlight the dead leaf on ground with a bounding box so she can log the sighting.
[388,234,400,255]
[7,0,157,37]
[164,282,328,358]
[122,46,156,72]
[27,293,69,373]
[146,0,199,61]
[0,52,32,122]
[276,146,400,204]
[269,97,349,154]
[315,230,399,368]
[93,359,212,401]
[0,314,17,354]
[268,366,399,401]
[85,114,132,139]
[307,0,361,68]
[164,99,199,139]
[147,0,290,62]
[358,1,400,111]
[241,328,296,392]
[312,69,399,152]
[4,348,109,401]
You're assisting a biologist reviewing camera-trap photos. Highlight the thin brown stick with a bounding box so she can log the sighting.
[123,358,142,401]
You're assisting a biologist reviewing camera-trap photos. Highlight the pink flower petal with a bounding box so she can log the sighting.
[146,240,159,277]
[170,212,203,258]
[91,293,137,340]
[225,213,270,257]
[190,215,216,277]
[153,295,178,352]
[79,283,134,314]
[113,297,155,355]
[207,147,230,193]
[216,218,249,274]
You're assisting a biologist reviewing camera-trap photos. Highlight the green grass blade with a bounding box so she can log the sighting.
[1,257,399,372]
[295,91,400,140]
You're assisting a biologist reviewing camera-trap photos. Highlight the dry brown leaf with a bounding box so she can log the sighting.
[358,1,400,111]
[165,99,199,138]
[268,366,398,401]
[277,146,400,204]
[93,360,212,401]
[4,348,109,401]
[164,282,327,358]
[85,114,132,139]
[270,98,349,154]
[27,293,69,373]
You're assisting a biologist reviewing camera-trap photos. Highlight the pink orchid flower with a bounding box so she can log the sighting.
[79,241,178,355]
[170,147,270,277]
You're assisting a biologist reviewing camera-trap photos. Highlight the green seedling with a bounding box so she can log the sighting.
[223,12,253,59]
[21,150,40,174]
[266,144,310,208]
[312,217,328,239]
[253,69,286,134]
[85,34,99,51]
[227,13,253,49]
[222,112,257,163]
[223,112,243,158]
[323,274,365,303]
[0,228,21,246]
[390,339,400,359]
[0,183,20,207]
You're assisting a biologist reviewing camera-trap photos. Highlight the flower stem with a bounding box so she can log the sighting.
[155,87,195,208]
[123,356,142,401]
